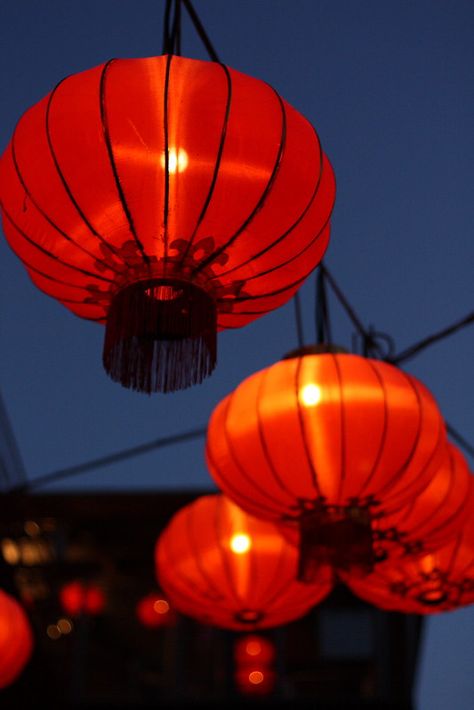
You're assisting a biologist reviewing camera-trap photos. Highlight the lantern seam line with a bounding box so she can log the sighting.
[176,62,233,270]
[44,75,133,267]
[162,54,172,269]
[99,59,151,269]
[189,86,288,278]
[0,203,114,285]
[294,355,323,497]
[9,137,123,278]
[355,358,390,501]
[214,496,243,607]
[211,125,327,281]
[332,353,347,505]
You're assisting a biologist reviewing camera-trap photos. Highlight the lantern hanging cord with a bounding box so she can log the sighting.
[315,264,332,345]
[293,291,305,348]
[9,427,207,494]
[446,423,474,459]
[388,311,474,365]
[162,0,182,55]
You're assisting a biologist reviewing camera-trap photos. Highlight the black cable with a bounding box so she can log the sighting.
[182,0,221,62]
[447,423,474,459]
[315,266,332,345]
[293,291,305,348]
[162,0,173,54]
[11,427,207,493]
[389,311,474,365]
[170,0,182,56]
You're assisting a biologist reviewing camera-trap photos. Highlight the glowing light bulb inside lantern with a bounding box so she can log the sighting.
[230,533,252,554]
[249,671,264,685]
[300,383,322,407]
[153,599,170,615]
[161,147,189,174]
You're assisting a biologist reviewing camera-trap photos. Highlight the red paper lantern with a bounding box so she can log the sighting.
[136,592,177,628]
[0,590,33,688]
[235,666,276,696]
[0,55,335,393]
[155,494,333,630]
[372,444,471,560]
[206,351,446,577]
[234,634,276,666]
[340,483,474,614]
[59,581,105,617]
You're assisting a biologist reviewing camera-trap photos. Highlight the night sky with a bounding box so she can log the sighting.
[0,1,473,707]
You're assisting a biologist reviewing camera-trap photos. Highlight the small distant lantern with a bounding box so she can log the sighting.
[59,581,105,617]
[156,494,333,630]
[136,592,177,628]
[234,634,276,666]
[0,55,335,393]
[0,590,33,688]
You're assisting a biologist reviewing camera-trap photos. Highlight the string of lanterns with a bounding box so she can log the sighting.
[0,0,473,692]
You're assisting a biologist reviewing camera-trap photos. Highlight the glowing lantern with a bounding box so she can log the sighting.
[155,494,333,630]
[234,634,276,666]
[340,483,474,613]
[372,444,471,560]
[59,581,105,617]
[0,590,33,688]
[206,351,446,577]
[235,666,276,696]
[136,592,177,628]
[0,55,335,393]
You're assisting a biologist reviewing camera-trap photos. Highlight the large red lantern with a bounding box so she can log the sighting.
[371,444,471,561]
[206,351,446,576]
[0,55,335,393]
[156,494,333,630]
[0,589,33,688]
[340,483,474,613]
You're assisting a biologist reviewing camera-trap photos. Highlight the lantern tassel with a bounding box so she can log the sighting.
[103,279,217,394]
[297,506,375,583]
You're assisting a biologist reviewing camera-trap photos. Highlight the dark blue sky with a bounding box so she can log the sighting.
[0,1,473,707]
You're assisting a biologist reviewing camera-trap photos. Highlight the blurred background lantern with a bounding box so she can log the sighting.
[371,444,472,561]
[135,591,177,628]
[59,580,105,617]
[234,633,277,696]
[0,589,34,688]
[234,634,276,666]
[0,54,335,393]
[206,351,446,579]
[235,666,276,696]
[155,494,333,630]
[340,485,474,614]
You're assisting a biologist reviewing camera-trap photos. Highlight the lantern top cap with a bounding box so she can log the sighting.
[282,344,349,360]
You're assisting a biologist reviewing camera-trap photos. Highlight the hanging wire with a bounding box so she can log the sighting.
[447,423,474,458]
[162,0,174,54]
[315,265,332,345]
[389,311,474,365]
[9,428,207,494]
[182,0,221,62]
[293,291,305,348]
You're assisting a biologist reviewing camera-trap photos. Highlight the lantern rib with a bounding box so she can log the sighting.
[205,440,281,519]
[333,354,347,505]
[99,59,151,268]
[256,366,302,500]
[221,391,291,510]
[217,266,312,307]
[162,54,172,267]
[370,370,425,503]
[176,63,233,269]
[256,539,294,611]
[214,496,243,606]
[10,138,123,278]
[190,88,287,278]
[211,125,325,281]
[45,77,133,267]
[0,204,114,284]
[294,355,323,497]
[355,359,390,501]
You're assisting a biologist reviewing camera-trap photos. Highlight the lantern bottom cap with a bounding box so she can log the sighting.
[103,278,217,394]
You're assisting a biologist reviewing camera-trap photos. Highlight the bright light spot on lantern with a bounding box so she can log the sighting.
[246,640,262,656]
[162,147,188,174]
[300,383,322,407]
[153,599,170,615]
[230,533,252,554]
[249,671,264,685]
